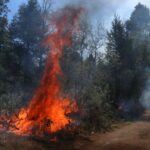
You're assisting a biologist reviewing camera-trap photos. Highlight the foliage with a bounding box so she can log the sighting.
[81,60,114,131]
[126,3,150,39]
[9,0,47,86]
[0,1,150,131]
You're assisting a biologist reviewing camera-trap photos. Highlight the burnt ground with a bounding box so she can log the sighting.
[0,111,150,150]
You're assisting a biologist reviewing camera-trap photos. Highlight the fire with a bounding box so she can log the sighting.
[0,7,83,137]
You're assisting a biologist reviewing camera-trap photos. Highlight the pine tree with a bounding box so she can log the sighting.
[0,0,10,94]
[126,3,150,37]
[9,0,46,85]
[106,16,139,109]
[0,0,9,49]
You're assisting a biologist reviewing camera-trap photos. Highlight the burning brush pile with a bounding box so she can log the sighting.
[0,7,83,140]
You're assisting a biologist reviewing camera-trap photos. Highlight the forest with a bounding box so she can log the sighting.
[0,0,150,149]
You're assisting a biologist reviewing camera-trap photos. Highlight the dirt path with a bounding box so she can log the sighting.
[0,111,150,150]
[79,110,150,150]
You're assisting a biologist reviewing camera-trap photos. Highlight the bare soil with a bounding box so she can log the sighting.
[0,111,150,150]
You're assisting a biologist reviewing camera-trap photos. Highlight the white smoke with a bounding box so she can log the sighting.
[51,0,125,29]
[54,0,124,18]
[52,0,147,29]
[140,79,150,109]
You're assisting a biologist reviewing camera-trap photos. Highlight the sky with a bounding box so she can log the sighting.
[8,0,150,27]
[8,0,26,20]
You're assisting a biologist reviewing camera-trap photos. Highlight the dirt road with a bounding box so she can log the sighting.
[0,111,150,150]
[80,110,150,150]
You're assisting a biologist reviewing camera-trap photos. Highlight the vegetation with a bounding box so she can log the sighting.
[0,1,150,131]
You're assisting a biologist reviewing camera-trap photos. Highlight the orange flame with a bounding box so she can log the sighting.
[0,7,83,137]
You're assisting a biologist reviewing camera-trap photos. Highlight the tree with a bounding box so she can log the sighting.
[9,0,46,85]
[107,17,137,109]
[0,0,9,48]
[88,21,106,63]
[10,0,43,48]
[80,57,114,131]
[126,3,150,104]
[40,0,52,32]
[61,18,105,100]
[126,3,150,38]
[0,0,10,94]
[106,16,146,117]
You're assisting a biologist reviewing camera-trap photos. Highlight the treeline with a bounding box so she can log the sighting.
[0,1,150,131]
[0,0,51,114]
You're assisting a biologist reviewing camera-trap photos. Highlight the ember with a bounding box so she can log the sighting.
[0,7,83,138]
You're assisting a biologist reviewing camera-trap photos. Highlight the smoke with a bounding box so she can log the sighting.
[140,79,150,109]
[54,0,124,19]
[51,0,150,29]
[57,0,121,12]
